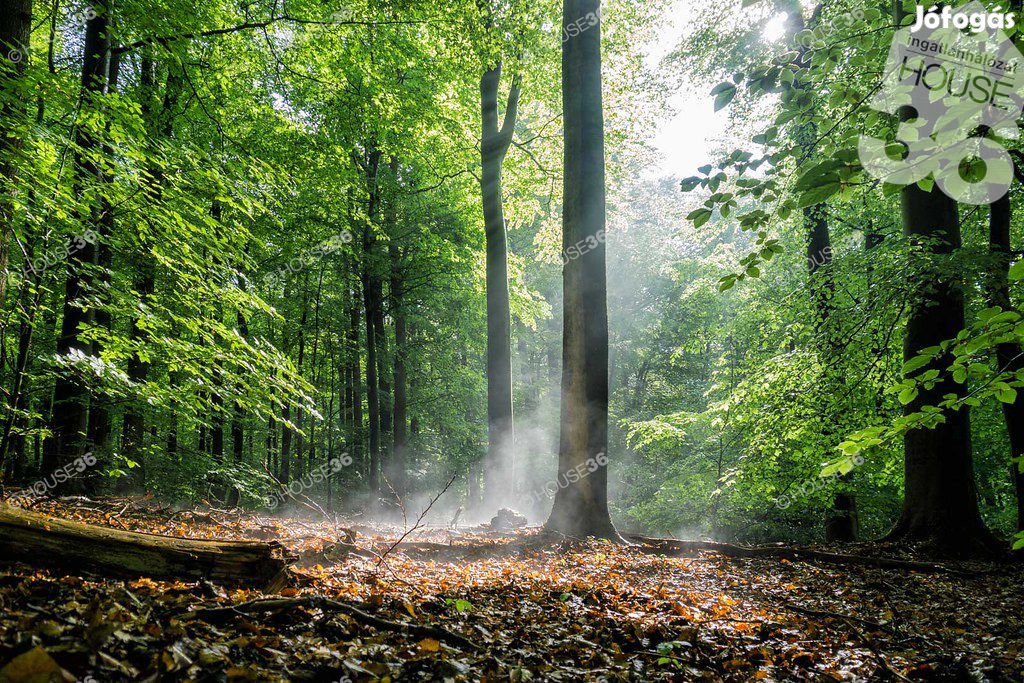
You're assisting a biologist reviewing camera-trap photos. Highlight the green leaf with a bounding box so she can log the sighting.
[711,82,737,111]
[798,183,841,208]
[1009,260,1024,281]
[687,208,713,228]
[902,355,931,375]
[680,176,701,192]
[794,159,843,192]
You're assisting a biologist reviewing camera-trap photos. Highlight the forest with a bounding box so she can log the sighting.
[1,0,1023,679]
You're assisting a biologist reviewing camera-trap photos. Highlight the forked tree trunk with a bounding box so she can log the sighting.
[480,63,520,506]
[0,505,292,588]
[545,0,620,540]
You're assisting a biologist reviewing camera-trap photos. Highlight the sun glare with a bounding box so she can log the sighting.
[764,11,790,42]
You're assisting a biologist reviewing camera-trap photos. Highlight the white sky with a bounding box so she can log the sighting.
[642,0,789,178]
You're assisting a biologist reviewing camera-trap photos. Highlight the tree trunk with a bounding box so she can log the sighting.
[85,50,121,464]
[43,1,111,478]
[347,267,364,477]
[985,193,1024,532]
[0,0,32,310]
[890,182,997,554]
[545,0,620,540]
[480,64,520,507]
[123,55,179,477]
[785,2,855,543]
[0,504,293,588]
[292,275,309,479]
[360,149,382,494]
[388,232,407,497]
[233,303,249,464]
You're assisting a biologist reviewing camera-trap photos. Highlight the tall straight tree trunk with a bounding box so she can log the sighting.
[884,2,997,556]
[986,193,1024,532]
[375,284,391,474]
[326,342,338,508]
[0,0,32,310]
[890,183,996,553]
[86,50,120,463]
[232,307,248,462]
[265,416,275,474]
[306,265,325,477]
[0,276,38,475]
[209,205,225,466]
[279,405,291,483]
[788,4,855,542]
[123,54,179,477]
[480,63,520,506]
[43,1,111,476]
[360,149,382,493]
[347,267,364,475]
[292,275,309,479]
[387,160,407,498]
[545,0,620,540]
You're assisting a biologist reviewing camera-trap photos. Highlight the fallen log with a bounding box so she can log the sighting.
[626,534,967,575]
[0,504,294,589]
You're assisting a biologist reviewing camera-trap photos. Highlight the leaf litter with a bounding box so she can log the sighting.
[0,498,1022,681]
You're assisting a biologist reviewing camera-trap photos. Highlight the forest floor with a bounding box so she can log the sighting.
[0,498,1022,682]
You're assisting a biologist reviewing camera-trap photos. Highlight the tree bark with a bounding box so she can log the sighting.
[0,504,293,588]
[480,64,520,506]
[360,149,382,494]
[890,182,997,554]
[387,159,407,498]
[0,0,32,310]
[545,0,620,540]
[43,0,112,478]
[789,4,854,543]
[985,193,1024,532]
[347,264,364,477]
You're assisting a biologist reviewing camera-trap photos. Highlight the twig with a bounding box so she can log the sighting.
[187,595,479,651]
[376,473,457,567]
